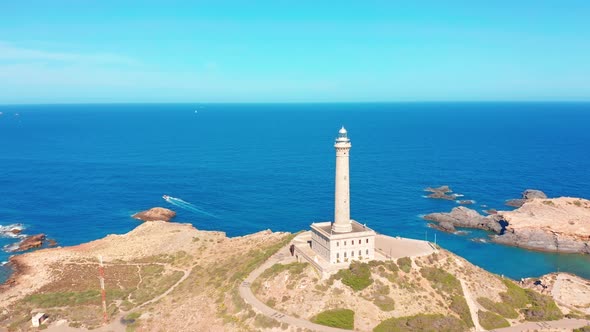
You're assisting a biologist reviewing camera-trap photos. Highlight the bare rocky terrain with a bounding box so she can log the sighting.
[425,195,590,254]
[0,220,293,331]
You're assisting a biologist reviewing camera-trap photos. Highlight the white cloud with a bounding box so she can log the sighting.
[0,41,139,65]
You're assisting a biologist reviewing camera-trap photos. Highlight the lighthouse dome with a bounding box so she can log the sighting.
[339,126,347,134]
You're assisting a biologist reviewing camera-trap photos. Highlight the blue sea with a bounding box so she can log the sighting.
[1,103,590,283]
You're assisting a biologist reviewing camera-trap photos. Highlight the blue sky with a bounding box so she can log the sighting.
[1,1,589,103]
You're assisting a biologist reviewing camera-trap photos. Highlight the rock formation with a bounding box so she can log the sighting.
[9,228,22,235]
[424,185,459,200]
[132,207,176,222]
[505,189,547,207]
[492,197,590,254]
[424,206,503,233]
[425,194,590,254]
[15,234,46,252]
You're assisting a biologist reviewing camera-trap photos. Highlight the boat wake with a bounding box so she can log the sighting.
[162,195,218,219]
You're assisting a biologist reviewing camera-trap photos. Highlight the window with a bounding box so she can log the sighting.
[359,250,362,256]
[336,241,339,247]
[344,241,346,246]
[366,238,369,243]
[344,252,347,258]
[351,251,354,257]
[337,253,339,259]
[366,249,369,255]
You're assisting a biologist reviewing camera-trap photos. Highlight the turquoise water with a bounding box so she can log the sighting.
[1,102,589,282]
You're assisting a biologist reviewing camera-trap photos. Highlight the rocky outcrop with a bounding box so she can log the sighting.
[15,234,46,252]
[424,186,460,200]
[429,221,457,233]
[506,189,547,207]
[424,207,503,233]
[132,207,176,222]
[492,197,590,254]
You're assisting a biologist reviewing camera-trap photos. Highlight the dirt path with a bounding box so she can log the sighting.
[459,278,484,332]
[137,267,189,309]
[239,244,352,332]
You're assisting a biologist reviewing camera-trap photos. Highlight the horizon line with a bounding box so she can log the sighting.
[2,100,590,106]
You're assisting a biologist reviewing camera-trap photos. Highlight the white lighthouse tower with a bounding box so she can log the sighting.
[308,127,376,265]
[333,127,352,233]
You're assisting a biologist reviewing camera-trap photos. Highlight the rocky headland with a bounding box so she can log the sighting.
[424,190,590,254]
[494,197,590,253]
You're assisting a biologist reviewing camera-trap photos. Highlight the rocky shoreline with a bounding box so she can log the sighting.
[424,188,590,254]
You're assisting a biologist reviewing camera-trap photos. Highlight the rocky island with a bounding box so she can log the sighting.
[424,190,590,254]
[132,207,176,222]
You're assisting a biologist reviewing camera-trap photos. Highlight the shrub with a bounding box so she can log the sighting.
[478,310,510,330]
[522,289,563,321]
[497,279,562,321]
[450,295,473,327]
[373,314,467,332]
[373,295,395,311]
[397,257,412,273]
[334,261,373,291]
[254,314,281,328]
[574,326,590,332]
[500,279,530,308]
[312,308,354,330]
[420,267,461,295]
[477,297,518,319]
[24,290,100,307]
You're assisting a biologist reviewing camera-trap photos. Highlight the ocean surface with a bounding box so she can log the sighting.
[1,102,590,282]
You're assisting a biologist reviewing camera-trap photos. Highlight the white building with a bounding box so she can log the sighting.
[310,127,376,264]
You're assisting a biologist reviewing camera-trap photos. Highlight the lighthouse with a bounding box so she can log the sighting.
[308,127,376,265]
[333,127,352,233]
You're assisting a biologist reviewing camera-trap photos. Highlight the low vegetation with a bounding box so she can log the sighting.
[373,295,396,311]
[311,308,354,330]
[477,297,518,319]
[333,261,373,291]
[574,326,590,332]
[450,295,473,327]
[478,310,510,330]
[253,314,281,329]
[498,279,563,321]
[419,266,472,327]
[420,267,461,295]
[373,313,468,332]
[397,257,412,273]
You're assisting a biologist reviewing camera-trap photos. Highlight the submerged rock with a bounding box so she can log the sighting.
[424,185,459,200]
[457,200,475,205]
[132,207,176,222]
